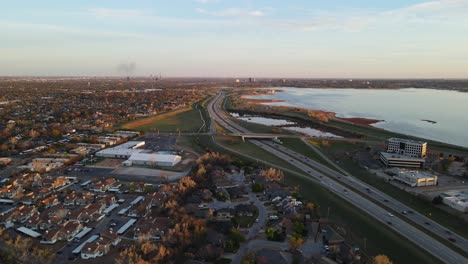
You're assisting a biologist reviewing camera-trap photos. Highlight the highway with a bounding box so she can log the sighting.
[207,91,468,264]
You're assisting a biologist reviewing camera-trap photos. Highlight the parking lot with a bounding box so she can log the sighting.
[137,134,177,151]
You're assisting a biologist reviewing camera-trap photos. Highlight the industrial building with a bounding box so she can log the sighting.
[380,152,425,168]
[96,141,181,167]
[388,169,438,187]
[440,191,468,213]
[386,138,427,158]
[124,153,181,167]
[95,141,146,159]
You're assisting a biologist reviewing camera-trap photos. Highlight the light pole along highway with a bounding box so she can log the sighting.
[207,91,468,264]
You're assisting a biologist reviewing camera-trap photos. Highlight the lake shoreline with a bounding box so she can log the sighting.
[237,87,468,148]
[242,91,383,127]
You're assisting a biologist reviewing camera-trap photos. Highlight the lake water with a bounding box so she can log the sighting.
[245,88,468,148]
[230,113,341,138]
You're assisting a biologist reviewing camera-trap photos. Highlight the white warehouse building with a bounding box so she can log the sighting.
[390,169,438,187]
[440,191,468,213]
[96,141,146,159]
[124,153,182,167]
[97,141,182,167]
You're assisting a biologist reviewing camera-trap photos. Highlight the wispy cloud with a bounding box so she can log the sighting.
[195,0,219,4]
[269,0,468,32]
[88,8,151,18]
[195,7,266,18]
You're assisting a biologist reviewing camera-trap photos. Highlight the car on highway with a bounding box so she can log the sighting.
[425,222,431,225]
[448,237,456,242]
[401,211,408,214]
[386,221,392,225]
[388,213,394,217]
[384,199,389,202]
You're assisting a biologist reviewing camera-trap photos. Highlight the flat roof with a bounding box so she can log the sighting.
[380,152,425,161]
[117,218,137,235]
[388,138,427,145]
[130,196,144,205]
[110,141,145,150]
[441,190,468,207]
[75,227,93,239]
[96,141,145,156]
[397,170,436,180]
[103,204,120,214]
[73,235,99,254]
[17,227,41,238]
[128,153,181,163]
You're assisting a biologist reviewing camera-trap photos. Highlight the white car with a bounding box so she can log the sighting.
[388,213,394,217]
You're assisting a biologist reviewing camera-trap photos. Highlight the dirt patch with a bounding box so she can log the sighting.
[121,107,191,130]
[336,117,383,126]
[92,158,123,168]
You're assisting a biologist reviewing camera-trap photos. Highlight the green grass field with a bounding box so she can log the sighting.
[214,135,303,174]
[280,138,331,167]
[121,101,206,133]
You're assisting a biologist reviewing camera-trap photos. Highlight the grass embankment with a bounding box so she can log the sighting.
[120,100,207,133]
[314,139,468,238]
[285,172,443,264]
[280,138,331,167]
[214,136,303,174]
[177,135,304,177]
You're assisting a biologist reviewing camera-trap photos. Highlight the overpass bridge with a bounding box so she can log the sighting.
[149,132,302,141]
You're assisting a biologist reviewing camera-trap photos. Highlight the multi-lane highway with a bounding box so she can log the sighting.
[207,91,468,264]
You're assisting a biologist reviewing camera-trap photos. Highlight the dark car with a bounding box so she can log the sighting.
[387,221,392,225]
[448,237,456,242]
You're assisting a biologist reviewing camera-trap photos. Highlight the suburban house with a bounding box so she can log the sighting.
[41,220,83,244]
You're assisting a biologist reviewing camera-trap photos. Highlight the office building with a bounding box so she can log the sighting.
[386,138,427,158]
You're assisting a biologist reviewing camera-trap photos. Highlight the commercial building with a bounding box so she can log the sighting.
[386,138,427,158]
[95,141,146,159]
[125,153,182,167]
[380,152,425,168]
[388,169,437,187]
[97,141,181,167]
[440,191,468,213]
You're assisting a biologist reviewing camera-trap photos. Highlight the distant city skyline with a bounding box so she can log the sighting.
[1,0,468,78]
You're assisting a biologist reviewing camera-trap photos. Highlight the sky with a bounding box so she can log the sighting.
[1,0,468,78]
